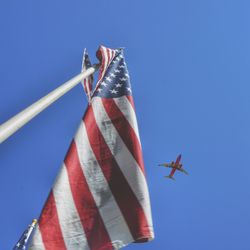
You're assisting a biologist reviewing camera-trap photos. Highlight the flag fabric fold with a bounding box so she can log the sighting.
[81,49,94,103]
[29,45,154,250]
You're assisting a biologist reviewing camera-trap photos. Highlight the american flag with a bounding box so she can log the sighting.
[29,46,154,250]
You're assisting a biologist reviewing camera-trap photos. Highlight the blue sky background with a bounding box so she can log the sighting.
[0,0,250,249]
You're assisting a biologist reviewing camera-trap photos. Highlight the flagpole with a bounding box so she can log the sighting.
[0,64,99,144]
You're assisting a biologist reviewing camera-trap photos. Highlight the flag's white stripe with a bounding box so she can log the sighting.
[29,225,45,250]
[92,97,153,230]
[108,48,116,62]
[113,96,141,146]
[53,165,90,250]
[74,122,134,249]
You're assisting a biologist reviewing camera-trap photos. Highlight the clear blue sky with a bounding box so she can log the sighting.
[0,0,250,249]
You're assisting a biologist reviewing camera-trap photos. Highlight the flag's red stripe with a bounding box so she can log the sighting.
[39,192,67,250]
[102,98,145,175]
[126,95,135,109]
[84,106,151,240]
[64,141,112,250]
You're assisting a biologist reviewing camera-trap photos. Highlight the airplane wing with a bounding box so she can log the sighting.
[174,154,182,167]
[158,163,171,167]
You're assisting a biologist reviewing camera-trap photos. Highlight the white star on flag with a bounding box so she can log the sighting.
[105,76,112,82]
[115,83,122,88]
[110,89,118,94]
[101,82,108,87]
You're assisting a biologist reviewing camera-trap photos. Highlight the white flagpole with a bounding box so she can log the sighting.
[0,64,99,144]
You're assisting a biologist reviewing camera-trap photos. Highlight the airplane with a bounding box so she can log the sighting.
[158,154,188,180]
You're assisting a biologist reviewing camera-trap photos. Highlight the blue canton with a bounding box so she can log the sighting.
[93,50,132,98]
[13,229,29,250]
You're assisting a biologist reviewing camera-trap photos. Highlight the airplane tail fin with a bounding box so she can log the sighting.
[165,175,175,181]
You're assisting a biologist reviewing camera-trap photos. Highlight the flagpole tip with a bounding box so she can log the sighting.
[32,219,38,224]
